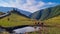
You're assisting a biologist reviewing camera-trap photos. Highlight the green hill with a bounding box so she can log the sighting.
[44,15,60,25]
[0,12,33,27]
[42,15,60,34]
[30,5,60,20]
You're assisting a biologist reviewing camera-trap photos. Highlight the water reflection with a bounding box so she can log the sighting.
[13,26,40,34]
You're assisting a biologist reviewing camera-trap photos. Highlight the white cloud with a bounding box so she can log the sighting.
[0,0,57,13]
[48,2,54,5]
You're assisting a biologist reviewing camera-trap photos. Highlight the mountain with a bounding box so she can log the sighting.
[29,5,60,20]
[16,8,32,16]
[0,7,13,12]
[10,9,31,18]
[0,7,32,17]
[0,8,31,19]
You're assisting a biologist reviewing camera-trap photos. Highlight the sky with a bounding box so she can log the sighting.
[0,0,60,13]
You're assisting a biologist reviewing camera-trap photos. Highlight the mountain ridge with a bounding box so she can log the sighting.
[0,9,31,19]
[30,5,60,20]
[0,7,32,17]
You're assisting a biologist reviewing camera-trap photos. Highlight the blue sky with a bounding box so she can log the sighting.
[36,0,60,3]
[0,0,60,13]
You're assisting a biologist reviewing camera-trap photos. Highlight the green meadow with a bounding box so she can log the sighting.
[0,13,34,27]
[43,15,60,34]
[0,13,60,34]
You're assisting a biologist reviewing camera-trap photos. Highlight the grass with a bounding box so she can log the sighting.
[44,15,60,25]
[43,15,60,34]
[0,13,34,27]
[0,13,60,34]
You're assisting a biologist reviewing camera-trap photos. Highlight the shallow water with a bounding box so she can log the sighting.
[13,26,40,33]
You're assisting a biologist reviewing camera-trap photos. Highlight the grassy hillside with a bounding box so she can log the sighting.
[30,5,60,20]
[42,15,60,34]
[44,15,60,26]
[0,13,34,27]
